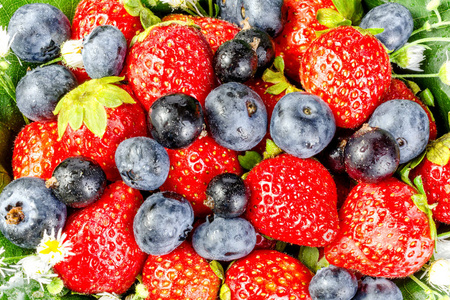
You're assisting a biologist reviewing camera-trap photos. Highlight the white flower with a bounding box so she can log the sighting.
[393,44,427,72]
[0,247,15,278]
[15,255,57,290]
[97,292,122,300]
[160,0,188,8]
[427,0,441,11]
[36,228,74,267]
[435,236,450,260]
[61,39,84,69]
[0,26,12,58]
[428,259,450,293]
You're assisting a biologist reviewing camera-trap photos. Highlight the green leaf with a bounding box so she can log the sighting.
[298,246,320,272]
[96,84,136,107]
[317,8,350,28]
[83,100,107,138]
[426,133,450,166]
[419,88,436,106]
[209,261,225,281]
[238,151,262,170]
[332,0,364,24]
[395,273,449,300]
[67,104,84,132]
[219,283,231,300]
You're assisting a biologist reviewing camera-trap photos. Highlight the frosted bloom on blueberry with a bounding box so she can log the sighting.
[16,255,57,290]
[428,259,450,293]
[37,228,74,267]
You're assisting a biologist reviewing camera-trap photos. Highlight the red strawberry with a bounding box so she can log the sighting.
[159,134,242,217]
[410,133,450,224]
[162,14,240,53]
[126,23,217,111]
[12,121,64,180]
[224,249,313,300]
[382,78,437,140]
[300,26,391,129]
[142,241,220,299]
[244,154,339,247]
[54,181,147,294]
[274,0,337,83]
[324,177,435,278]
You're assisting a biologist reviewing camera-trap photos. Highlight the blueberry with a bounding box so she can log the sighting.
[82,25,127,79]
[133,192,194,255]
[192,216,256,261]
[308,265,358,300]
[270,92,336,159]
[149,93,204,149]
[16,65,77,122]
[318,128,354,174]
[217,0,283,37]
[214,39,258,83]
[0,177,67,249]
[48,156,107,208]
[205,82,267,151]
[234,28,275,75]
[360,3,413,51]
[205,173,248,218]
[344,126,400,183]
[353,277,403,300]
[115,137,170,191]
[368,100,429,164]
[8,3,71,63]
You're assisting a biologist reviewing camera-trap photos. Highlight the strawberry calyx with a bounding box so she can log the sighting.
[411,176,438,242]
[130,20,201,45]
[238,151,262,170]
[123,0,161,29]
[219,283,231,300]
[262,57,301,95]
[316,0,363,29]
[263,139,283,160]
[426,133,450,166]
[210,260,225,282]
[53,76,135,139]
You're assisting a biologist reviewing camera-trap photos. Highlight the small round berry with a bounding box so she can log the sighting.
[353,277,402,300]
[308,265,358,300]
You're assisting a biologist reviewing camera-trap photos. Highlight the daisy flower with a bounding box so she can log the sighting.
[36,228,74,267]
[15,255,57,290]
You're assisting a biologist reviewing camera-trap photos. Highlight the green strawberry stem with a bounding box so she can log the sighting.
[408,274,443,298]
[391,37,450,58]
[412,176,438,243]
[3,254,28,262]
[438,231,450,239]
[411,21,450,37]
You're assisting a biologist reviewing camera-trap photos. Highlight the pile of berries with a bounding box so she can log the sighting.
[1,0,450,299]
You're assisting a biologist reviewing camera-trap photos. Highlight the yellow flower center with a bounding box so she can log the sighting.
[39,240,62,256]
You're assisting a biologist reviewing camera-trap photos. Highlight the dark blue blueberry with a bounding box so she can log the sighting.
[49,156,106,208]
[205,173,248,218]
[234,28,275,75]
[359,3,413,51]
[318,128,354,174]
[308,265,358,300]
[353,277,403,300]
[205,82,267,151]
[214,39,258,83]
[368,100,429,164]
[192,216,256,261]
[115,137,170,191]
[217,0,283,37]
[16,65,77,122]
[133,192,194,255]
[82,25,127,79]
[8,3,71,63]
[0,177,67,249]
[344,126,400,183]
[270,92,336,159]
[149,93,204,149]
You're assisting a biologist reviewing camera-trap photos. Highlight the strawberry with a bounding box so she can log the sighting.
[12,121,65,180]
[159,134,242,217]
[244,154,339,247]
[382,78,437,140]
[162,14,240,53]
[224,249,313,300]
[55,78,148,181]
[126,23,217,111]
[142,241,220,299]
[300,26,391,129]
[324,177,435,278]
[53,181,147,294]
[274,0,337,83]
[410,133,450,224]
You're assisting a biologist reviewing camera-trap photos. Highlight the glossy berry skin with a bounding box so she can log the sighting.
[245,154,339,247]
[54,181,147,294]
[115,137,170,191]
[234,28,275,74]
[82,25,127,79]
[344,127,400,183]
[133,192,194,255]
[369,100,429,164]
[270,92,336,159]
[225,250,313,300]
[8,3,71,63]
[205,173,248,218]
[192,216,256,261]
[0,177,67,249]
[353,277,402,300]
[49,156,107,208]
[308,265,358,300]
[319,128,354,174]
[126,23,216,111]
[213,39,258,83]
[325,178,434,278]
[142,242,220,299]
[160,135,242,217]
[205,82,267,151]
[300,26,391,128]
[360,3,413,51]
[148,93,204,149]
[16,65,77,122]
